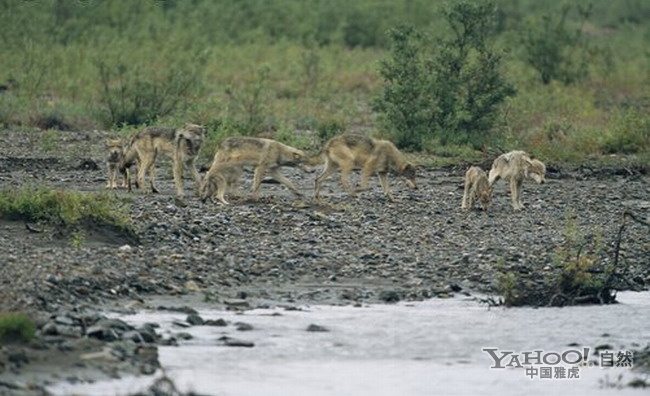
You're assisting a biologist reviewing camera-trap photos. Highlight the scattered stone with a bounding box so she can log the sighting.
[7,348,28,366]
[306,324,329,332]
[186,314,204,326]
[175,332,193,341]
[157,306,199,315]
[217,336,254,348]
[235,322,254,331]
[118,245,132,253]
[172,320,191,328]
[595,344,613,354]
[41,322,59,336]
[224,300,250,310]
[204,318,228,327]
[379,289,401,303]
[185,280,201,292]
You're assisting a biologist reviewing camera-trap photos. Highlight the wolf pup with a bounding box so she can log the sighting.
[105,138,128,189]
[461,166,492,211]
[313,134,417,201]
[209,137,306,198]
[199,161,248,205]
[119,123,206,199]
[488,150,546,210]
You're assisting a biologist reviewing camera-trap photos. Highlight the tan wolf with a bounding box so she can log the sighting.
[199,161,248,205]
[488,150,546,210]
[105,138,128,189]
[119,123,206,199]
[461,166,492,211]
[209,137,306,198]
[313,134,417,201]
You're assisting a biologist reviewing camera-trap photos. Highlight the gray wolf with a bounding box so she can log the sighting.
[209,137,306,198]
[105,138,128,189]
[119,123,206,199]
[488,150,546,210]
[199,161,247,205]
[313,134,417,201]
[461,166,492,211]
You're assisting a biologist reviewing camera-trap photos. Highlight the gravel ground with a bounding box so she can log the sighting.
[0,129,648,393]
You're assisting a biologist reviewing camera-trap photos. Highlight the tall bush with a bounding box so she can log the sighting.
[520,4,593,85]
[96,51,205,127]
[374,1,515,150]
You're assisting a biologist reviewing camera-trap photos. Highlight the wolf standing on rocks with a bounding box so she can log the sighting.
[313,134,417,201]
[461,166,492,211]
[205,137,307,199]
[119,123,206,200]
[105,138,128,189]
[488,150,546,210]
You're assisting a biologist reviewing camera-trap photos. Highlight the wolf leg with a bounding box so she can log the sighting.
[251,164,267,199]
[488,166,501,186]
[270,168,302,196]
[106,167,114,189]
[340,165,357,198]
[314,160,336,199]
[148,163,159,194]
[189,159,202,194]
[136,157,151,194]
[510,179,524,210]
[461,179,470,209]
[358,162,375,192]
[216,176,230,205]
[377,172,393,201]
[173,157,185,199]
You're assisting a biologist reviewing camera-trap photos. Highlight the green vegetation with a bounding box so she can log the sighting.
[0,0,647,165]
[0,186,136,245]
[374,2,515,150]
[0,312,36,344]
[495,210,625,307]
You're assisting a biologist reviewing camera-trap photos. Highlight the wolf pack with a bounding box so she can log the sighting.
[106,123,546,211]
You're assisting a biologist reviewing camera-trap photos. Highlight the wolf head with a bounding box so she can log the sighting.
[526,159,546,184]
[105,138,123,163]
[477,187,493,211]
[400,163,418,189]
[177,123,206,156]
[199,171,218,203]
[280,146,307,167]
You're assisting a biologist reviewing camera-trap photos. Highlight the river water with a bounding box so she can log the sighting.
[49,292,650,396]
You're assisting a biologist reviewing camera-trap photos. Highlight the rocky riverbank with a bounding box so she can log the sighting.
[0,129,648,394]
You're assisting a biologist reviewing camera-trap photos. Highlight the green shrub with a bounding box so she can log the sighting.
[223,65,273,135]
[316,118,346,145]
[374,2,515,150]
[96,49,206,127]
[373,25,433,150]
[520,4,593,85]
[0,312,36,344]
[600,108,650,154]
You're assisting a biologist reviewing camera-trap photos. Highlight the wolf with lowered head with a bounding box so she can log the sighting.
[461,166,492,211]
[206,136,307,198]
[488,150,546,210]
[198,161,248,205]
[313,134,417,201]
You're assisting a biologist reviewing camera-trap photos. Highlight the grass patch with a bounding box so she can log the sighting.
[0,186,137,244]
[0,312,36,344]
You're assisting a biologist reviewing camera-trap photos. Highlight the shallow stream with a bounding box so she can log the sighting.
[49,292,650,396]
